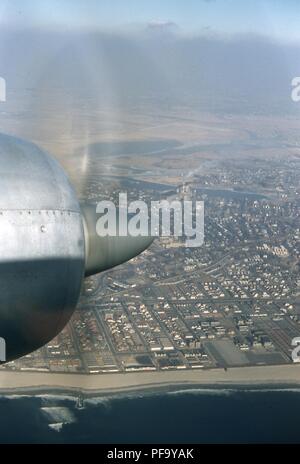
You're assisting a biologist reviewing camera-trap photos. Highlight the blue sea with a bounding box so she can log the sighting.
[0,387,300,443]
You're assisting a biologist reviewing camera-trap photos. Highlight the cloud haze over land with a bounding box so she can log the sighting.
[0,26,298,114]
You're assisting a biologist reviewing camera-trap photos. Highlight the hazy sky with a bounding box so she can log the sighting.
[1,0,300,125]
[1,0,300,42]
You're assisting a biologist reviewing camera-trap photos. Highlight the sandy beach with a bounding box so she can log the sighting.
[0,364,300,396]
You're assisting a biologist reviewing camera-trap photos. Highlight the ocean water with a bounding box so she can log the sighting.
[0,387,300,443]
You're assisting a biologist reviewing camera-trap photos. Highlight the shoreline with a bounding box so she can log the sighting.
[0,364,300,397]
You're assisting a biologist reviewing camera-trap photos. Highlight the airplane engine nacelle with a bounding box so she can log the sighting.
[0,133,86,361]
[0,133,153,362]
